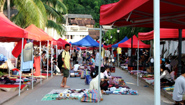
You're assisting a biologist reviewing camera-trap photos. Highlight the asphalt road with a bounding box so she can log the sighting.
[3,68,174,105]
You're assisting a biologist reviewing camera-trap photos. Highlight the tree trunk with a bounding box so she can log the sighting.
[0,0,6,14]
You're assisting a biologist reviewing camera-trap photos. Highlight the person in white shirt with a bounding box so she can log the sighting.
[89,70,103,100]
[105,48,110,64]
[73,61,81,72]
[104,66,112,79]
[95,49,103,75]
[173,70,185,105]
[165,59,172,72]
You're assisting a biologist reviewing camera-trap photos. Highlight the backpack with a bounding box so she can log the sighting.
[57,51,66,69]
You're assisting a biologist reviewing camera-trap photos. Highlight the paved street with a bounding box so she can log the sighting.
[3,68,174,105]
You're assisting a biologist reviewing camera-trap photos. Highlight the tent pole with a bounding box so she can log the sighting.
[19,38,24,96]
[178,29,182,77]
[137,40,139,86]
[40,41,42,84]
[56,45,58,65]
[154,0,161,105]
[51,41,53,77]
[98,26,102,104]
[47,40,49,79]
[118,48,119,67]
[31,42,34,89]
[131,36,133,66]
[112,48,113,66]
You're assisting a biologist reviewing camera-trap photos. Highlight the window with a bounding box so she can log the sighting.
[71,35,73,39]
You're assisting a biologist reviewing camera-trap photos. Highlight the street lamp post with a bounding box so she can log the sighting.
[117,28,120,67]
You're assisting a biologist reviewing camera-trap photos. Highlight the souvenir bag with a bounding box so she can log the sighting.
[81,90,100,103]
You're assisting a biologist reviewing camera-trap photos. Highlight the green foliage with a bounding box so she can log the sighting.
[47,20,65,36]
[0,71,4,76]
[63,0,119,27]
[103,27,153,44]
[2,0,67,35]
[41,0,67,36]
[63,0,153,41]
[12,0,47,29]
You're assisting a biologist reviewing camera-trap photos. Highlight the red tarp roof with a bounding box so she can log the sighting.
[118,35,150,48]
[138,28,185,40]
[0,13,40,42]
[100,0,185,29]
[25,24,52,41]
[57,38,71,47]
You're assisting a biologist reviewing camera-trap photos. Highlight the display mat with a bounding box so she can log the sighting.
[41,89,88,101]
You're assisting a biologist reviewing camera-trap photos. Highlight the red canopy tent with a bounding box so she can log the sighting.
[0,13,40,42]
[25,24,52,41]
[118,35,150,48]
[100,0,185,29]
[100,1,185,104]
[57,38,71,48]
[138,28,185,40]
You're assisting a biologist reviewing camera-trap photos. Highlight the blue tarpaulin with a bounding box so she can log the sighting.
[72,35,99,47]
[112,36,128,48]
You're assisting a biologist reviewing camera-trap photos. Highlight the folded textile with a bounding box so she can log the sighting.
[81,89,100,103]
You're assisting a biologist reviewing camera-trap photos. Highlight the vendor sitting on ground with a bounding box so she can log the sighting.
[160,65,174,86]
[165,59,172,72]
[104,66,112,79]
[73,61,82,72]
[123,57,129,66]
[173,70,185,105]
[100,67,109,94]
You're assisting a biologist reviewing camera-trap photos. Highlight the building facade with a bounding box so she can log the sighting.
[62,14,97,42]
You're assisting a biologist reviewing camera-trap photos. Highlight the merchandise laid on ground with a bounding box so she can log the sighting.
[1,1,185,104]
[120,65,173,100]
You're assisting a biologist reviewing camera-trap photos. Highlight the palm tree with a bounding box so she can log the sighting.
[12,0,47,29]
[42,0,67,36]
[0,0,67,36]
[0,0,6,13]
[0,0,47,29]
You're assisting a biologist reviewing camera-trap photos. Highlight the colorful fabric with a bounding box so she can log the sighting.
[42,89,88,101]
[81,70,90,79]
[81,89,100,103]
[104,87,138,95]
[33,56,40,76]
[12,39,27,58]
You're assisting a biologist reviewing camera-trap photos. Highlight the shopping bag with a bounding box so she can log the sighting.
[81,90,100,103]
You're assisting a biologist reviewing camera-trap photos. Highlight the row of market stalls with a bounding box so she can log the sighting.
[0,12,72,97]
[99,0,185,105]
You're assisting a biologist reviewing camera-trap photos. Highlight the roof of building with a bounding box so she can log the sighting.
[67,14,93,19]
[89,30,99,39]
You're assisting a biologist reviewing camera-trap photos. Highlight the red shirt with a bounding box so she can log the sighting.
[113,51,117,57]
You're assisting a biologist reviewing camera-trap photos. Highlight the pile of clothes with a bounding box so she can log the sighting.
[104,87,138,95]
[42,89,89,101]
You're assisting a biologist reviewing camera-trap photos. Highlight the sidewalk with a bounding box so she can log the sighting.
[3,68,174,105]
